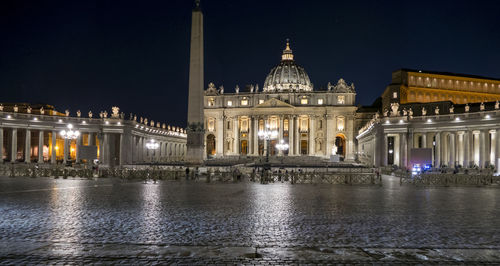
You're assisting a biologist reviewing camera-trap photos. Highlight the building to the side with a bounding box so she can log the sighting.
[0,104,187,166]
[358,69,500,172]
[203,41,359,160]
[382,69,500,112]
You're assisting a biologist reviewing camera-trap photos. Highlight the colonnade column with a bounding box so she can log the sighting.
[51,131,56,164]
[382,133,388,166]
[63,138,68,164]
[11,129,17,163]
[449,132,455,167]
[463,131,470,167]
[119,133,124,166]
[75,134,82,163]
[289,117,294,155]
[496,128,500,174]
[399,132,407,168]
[407,130,413,167]
[102,133,109,165]
[421,133,427,148]
[479,130,486,168]
[38,131,44,163]
[24,129,31,163]
[0,128,3,161]
[457,132,464,166]
[435,132,440,167]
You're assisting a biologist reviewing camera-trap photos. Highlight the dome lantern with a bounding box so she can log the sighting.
[263,39,313,92]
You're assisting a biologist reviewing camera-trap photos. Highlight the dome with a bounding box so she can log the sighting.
[263,41,313,92]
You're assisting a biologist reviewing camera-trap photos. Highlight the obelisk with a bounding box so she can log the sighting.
[186,0,205,164]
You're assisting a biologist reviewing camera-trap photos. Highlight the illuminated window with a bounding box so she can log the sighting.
[241,99,248,106]
[227,100,232,106]
[259,99,264,104]
[284,119,289,131]
[240,118,249,132]
[300,98,308,105]
[317,99,323,105]
[393,92,397,99]
[208,118,215,132]
[208,98,215,106]
[337,95,345,104]
[337,117,345,131]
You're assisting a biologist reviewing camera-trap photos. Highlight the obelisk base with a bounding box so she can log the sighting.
[186,124,205,165]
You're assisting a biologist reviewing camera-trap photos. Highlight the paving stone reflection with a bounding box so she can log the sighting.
[0,176,499,264]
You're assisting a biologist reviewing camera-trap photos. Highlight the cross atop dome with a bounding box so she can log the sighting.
[281,39,294,61]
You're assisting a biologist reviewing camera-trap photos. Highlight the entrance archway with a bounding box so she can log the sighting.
[334,134,346,157]
[240,140,248,155]
[206,134,216,156]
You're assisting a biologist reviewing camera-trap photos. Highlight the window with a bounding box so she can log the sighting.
[300,98,308,105]
[284,119,289,131]
[241,98,248,106]
[337,96,345,104]
[208,98,215,106]
[207,118,215,132]
[317,99,324,105]
[393,92,398,99]
[227,100,232,106]
[337,117,345,131]
[259,99,264,104]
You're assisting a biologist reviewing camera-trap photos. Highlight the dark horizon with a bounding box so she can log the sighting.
[1,0,500,127]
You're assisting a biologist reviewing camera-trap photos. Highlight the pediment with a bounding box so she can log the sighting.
[254,98,295,109]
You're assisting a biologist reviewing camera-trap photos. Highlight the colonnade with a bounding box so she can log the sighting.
[383,129,500,169]
[0,127,186,166]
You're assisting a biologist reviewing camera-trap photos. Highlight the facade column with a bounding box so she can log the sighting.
[233,117,239,155]
[25,129,31,163]
[51,131,56,164]
[309,116,315,155]
[325,114,333,157]
[449,132,455,167]
[248,117,253,155]
[421,133,427,148]
[0,128,3,162]
[479,130,486,168]
[279,115,284,155]
[295,116,300,155]
[435,132,441,167]
[289,116,294,155]
[216,115,224,156]
[38,131,44,163]
[11,128,17,163]
[253,117,258,155]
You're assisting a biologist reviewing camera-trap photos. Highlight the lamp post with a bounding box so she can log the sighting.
[60,124,80,165]
[146,139,160,164]
[275,139,289,156]
[258,124,278,163]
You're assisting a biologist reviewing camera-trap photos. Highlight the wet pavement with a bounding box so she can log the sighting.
[0,175,499,264]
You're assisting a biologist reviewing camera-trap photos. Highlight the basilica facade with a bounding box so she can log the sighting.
[203,42,359,160]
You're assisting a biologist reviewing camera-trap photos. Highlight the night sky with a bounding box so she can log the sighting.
[1,0,500,127]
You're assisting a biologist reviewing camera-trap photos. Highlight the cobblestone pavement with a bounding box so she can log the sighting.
[0,176,499,264]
